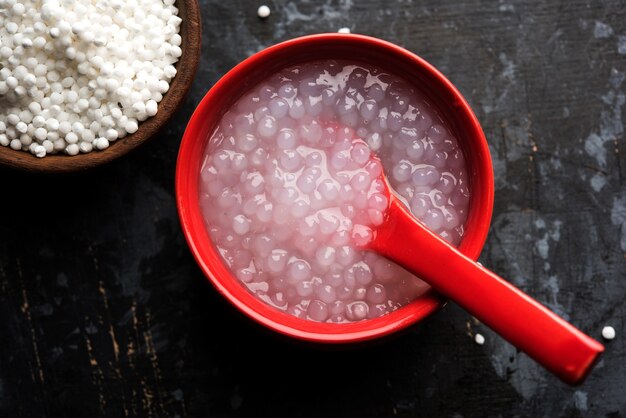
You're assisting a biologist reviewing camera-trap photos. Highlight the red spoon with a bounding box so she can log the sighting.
[363,159,604,385]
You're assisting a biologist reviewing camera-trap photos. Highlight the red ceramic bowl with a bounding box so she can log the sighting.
[176,34,494,344]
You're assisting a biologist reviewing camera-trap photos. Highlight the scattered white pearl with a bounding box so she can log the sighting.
[602,326,616,340]
[474,333,485,345]
[338,27,351,34]
[257,5,271,19]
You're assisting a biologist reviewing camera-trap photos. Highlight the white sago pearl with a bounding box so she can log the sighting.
[474,333,485,345]
[602,326,615,340]
[257,5,271,18]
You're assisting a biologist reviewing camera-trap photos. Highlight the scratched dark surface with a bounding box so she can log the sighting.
[1,0,625,417]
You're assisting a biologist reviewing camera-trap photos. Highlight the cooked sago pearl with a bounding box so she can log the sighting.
[0,0,182,157]
[199,60,471,323]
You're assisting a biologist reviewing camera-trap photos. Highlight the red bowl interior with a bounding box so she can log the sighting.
[176,34,494,344]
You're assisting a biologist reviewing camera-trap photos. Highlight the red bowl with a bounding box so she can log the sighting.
[176,34,494,344]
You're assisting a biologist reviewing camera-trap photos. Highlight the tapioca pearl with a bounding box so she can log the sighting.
[236,93,261,113]
[366,284,387,304]
[267,249,288,273]
[367,304,387,319]
[413,112,432,133]
[431,190,446,207]
[350,171,371,192]
[339,111,358,128]
[364,160,383,180]
[352,262,373,285]
[258,84,275,101]
[234,113,255,135]
[318,179,339,200]
[392,95,409,113]
[233,133,258,153]
[218,188,239,209]
[350,142,371,166]
[385,111,402,132]
[221,233,240,249]
[437,172,456,194]
[309,190,327,211]
[271,205,291,226]
[294,236,319,257]
[368,209,384,226]
[278,83,297,99]
[232,215,251,235]
[423,207,444,231]
[392,160,412,182]
[279,187,299,205]
[287,259,312,283]
[233,249,253,268]
[412,166,440,186]
[394,126,419,144]
[279,149,303,171]
[316,284,337,304]
[321,87,339,106]
[289,97,306,119]
[305,151,323,167]
[231,153,248,172]
[442,206,461,229]
[312,245,335,267]
[296,77,319,96]
[330,229,351,246]
[352,191,369,210]
[335,285,352,301]
[336,95,357,115]
[295,173,315,193]
[393,183,415,201]
[269,291,288,308]
[213,150,231,171]
[205,178,225,197]
[236,267,256,283]
[267,97,289,119]
[304,95,323,116]
[329,300,345,315]
[250,147,268,167]
[253,105,271,122]
[295,281,315,298]
[369,116,388,133]
[451,185,470,207]
[359,99,378,121]
[409,194,431,218]
[367,83,385,101]
[243,172,265,195]
[367,193,388,213]
[298,216,318,237]
[299,121,323,143]
[352,224,373,246]
[345,301,368,321]
[257,115,278,138]
[440,137,457,153]
[427,124,447,144]
[318,212,340,235]
[253,234,274,257]
[286,305,307,319]
[429,150,448,169]
[256,201,273,223]
[325,271,344,288]
[290,199,311,218]
[307,300,329,322]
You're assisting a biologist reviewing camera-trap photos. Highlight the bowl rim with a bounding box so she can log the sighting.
[0,0,202,173]
[176,33,494,344]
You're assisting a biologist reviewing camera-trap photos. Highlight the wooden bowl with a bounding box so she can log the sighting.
[0,0,201,173]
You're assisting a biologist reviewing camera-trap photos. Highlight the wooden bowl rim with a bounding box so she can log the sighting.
[0,0,201,173]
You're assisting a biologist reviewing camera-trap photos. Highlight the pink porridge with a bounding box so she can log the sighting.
[198,60,470,323]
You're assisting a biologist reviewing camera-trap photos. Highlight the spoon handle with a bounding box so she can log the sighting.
[370,197,604,385]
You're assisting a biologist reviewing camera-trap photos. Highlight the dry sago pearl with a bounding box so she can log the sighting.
[257,5,271,19]
[602,326,616,340]
[0,0,182,157]
[338,27,351,34]
[199,60,470,323]
[474,333,485,345]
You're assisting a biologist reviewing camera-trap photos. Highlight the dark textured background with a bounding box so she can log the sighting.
[1,0,625,417]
